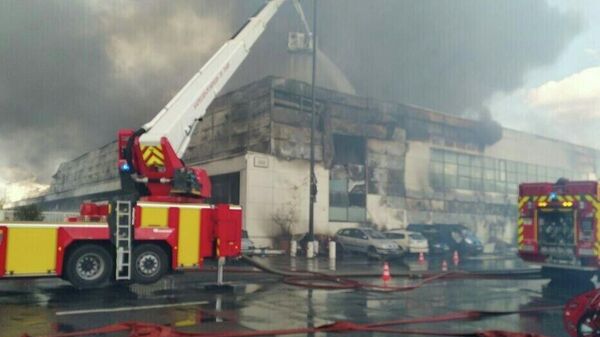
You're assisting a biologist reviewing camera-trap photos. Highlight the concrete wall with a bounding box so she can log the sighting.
[198,152,330,248]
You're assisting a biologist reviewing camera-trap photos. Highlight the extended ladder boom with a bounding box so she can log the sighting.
[139,0,285,157]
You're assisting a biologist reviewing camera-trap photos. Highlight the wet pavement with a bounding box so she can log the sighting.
[1,253,597,337]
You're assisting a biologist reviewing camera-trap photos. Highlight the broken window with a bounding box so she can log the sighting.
[333,134,365,164]
[329,135,366,222]
[209,172,240,205]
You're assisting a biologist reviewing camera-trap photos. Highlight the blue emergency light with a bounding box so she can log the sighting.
[120,162,131,173]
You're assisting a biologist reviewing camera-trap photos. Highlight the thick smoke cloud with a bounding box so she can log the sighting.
[0,1,581,186]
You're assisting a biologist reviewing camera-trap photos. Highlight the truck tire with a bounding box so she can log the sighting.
[65,244,113,289]
[132,244,168,284]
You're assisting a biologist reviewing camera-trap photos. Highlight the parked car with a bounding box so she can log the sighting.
[241,230,256,254]
[407,224,483,256]
[334,228,403,259]
[384,229,428,254]
[422,232,451,254]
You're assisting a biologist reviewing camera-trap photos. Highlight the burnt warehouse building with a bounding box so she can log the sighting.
[17,76,600,248]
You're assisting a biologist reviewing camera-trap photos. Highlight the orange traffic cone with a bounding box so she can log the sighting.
[418,252,425,264]
[452,250,460,266]
[442,260,448,272]
[382,262,392,283]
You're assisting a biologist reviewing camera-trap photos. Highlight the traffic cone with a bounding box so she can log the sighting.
[442,260,448,272]
[452,250,460,266]
[418,252,425,264]
[382,262,392,283]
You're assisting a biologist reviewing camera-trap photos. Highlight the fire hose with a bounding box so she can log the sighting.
[240,255,544,291]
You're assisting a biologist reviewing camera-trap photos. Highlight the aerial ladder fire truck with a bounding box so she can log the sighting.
[0,0,285,289]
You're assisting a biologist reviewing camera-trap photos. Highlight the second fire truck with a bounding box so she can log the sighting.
[518,179,600,279]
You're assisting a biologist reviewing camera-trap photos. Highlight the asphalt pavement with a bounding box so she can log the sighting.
[0,252,596,337]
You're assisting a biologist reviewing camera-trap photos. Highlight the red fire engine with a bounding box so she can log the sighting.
[0,0,285,289]
[518,179,600,279]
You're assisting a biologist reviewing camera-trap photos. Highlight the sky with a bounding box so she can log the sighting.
[488,0,600,149]
[0,0,598,201]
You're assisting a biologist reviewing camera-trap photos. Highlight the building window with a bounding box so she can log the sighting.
[209,172,240,205]
[329,135,366,222]
[429,149,592,194]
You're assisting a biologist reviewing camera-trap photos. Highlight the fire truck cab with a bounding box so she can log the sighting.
[518,179,600,279]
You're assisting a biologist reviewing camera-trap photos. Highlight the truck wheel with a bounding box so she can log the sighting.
[132,244,168,284]
[66,244,113,289]
[577,310,600,337]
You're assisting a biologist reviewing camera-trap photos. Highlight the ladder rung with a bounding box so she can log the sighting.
[115,201,132,281]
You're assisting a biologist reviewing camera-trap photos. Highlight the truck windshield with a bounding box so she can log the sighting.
[538,209,574,245]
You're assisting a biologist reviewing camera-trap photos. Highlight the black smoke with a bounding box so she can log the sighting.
[0,1,582,184]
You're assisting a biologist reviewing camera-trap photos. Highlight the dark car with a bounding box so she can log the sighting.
[407,224,483,256]
[420,231,451,254]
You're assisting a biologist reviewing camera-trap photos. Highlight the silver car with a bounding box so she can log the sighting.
[334,228,403,259]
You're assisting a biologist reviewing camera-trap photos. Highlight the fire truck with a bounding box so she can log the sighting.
[0,0,285,289]
[518,179,600,279]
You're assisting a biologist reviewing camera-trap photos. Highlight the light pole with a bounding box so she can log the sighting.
[308,0,318,244]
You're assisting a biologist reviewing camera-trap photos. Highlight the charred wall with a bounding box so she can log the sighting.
[184,77,274,164]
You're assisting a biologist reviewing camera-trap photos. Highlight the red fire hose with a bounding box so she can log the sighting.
[241,255,543,292]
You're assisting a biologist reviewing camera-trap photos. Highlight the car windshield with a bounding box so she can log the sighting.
[409,233,425,240]
[364,229,386,239]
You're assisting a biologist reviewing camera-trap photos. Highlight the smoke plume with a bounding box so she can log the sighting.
[0,0,582,187]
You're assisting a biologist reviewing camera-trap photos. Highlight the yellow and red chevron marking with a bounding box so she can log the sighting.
[517,218,524,248]
[141,145,164,167]
[582,194,600,256]
[517,196,531,249]
[518,196,529,209]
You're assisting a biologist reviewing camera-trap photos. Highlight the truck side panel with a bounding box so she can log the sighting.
[215,205,242,257]
[134,202,216,270]
[6,227,57,276]
[177,208,202,268]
